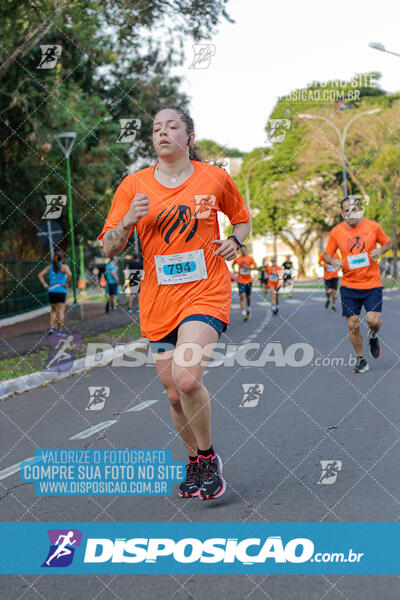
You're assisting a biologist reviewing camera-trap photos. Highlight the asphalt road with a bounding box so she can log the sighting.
[1,287,400,599]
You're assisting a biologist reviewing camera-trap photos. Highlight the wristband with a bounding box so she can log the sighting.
[227,234,242,249]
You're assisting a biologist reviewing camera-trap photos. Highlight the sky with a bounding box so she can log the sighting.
[171,0,400,153]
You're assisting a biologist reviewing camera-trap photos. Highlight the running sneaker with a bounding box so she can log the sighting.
[272,307,279,315]
[352,357,370,373]
[127,308,132,314]
[368,330,382,359]
[325,299,330,309]
[57,329,65,335]
[263,296,268,302]
[47,328,54,335]
[178,460,201,498]
[331,306,337,312]
[198,453,226,501]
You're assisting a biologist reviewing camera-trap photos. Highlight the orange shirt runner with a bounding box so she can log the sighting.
[319,251,340,280]
[98,160,250,340]
[266,266,281,289]
[233,255,257,284]
[325,218,390,290]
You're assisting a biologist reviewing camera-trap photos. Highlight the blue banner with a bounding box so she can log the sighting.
[0,522,399,574]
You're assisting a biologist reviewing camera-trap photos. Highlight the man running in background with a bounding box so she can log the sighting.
[282,254,294,299]
[260,256,269,301]
[320,250,341,312]
[233,245,257,321]
[267,256,281,315]
[324,196,391,373]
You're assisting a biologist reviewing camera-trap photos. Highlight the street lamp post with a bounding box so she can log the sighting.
[369,42,400,58]
[55,132,82,316]
[298,109,381,196]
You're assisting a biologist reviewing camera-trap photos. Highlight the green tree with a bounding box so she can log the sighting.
[236,74,398,274]
[0,0,232,259]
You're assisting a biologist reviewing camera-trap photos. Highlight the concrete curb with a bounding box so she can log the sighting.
[0,306,51,328]
[0,338,149,401]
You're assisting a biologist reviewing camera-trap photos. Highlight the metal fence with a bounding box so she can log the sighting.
[0,260,49,319]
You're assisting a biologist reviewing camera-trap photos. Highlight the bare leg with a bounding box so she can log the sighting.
[49,304,57,329]
[172,320,219,451]
[239,292,246,312]
[366,311,381,336]
[347,315,363,356]
[153,350,197,456]
[56,303,66,330]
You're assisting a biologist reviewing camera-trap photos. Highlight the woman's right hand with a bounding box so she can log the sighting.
[123,194,150,227]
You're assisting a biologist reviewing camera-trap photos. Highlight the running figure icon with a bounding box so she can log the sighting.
[45,334,81,371]
[45,531,77,566]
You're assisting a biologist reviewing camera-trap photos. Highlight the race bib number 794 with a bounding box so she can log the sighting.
[155,250,208,285]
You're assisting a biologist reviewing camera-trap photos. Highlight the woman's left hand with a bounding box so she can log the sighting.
[212,239,237,261]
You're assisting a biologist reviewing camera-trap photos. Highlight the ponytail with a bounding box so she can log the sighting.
[52,250,64,273]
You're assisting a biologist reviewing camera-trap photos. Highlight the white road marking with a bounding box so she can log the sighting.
[126,400,159,412]
[69,420,117,440]
[0,456,42,481]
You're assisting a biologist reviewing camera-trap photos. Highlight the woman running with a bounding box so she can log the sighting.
[99,106,250,500]
[38,250,71,334]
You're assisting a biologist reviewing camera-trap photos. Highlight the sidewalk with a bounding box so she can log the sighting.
[0,297,139,361]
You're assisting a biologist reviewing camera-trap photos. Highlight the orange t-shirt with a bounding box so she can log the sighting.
[98,160,250,340]
[266,266,281,288]
[320,251,340,280]
[233,255,257,284]
[325,218,390,289]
